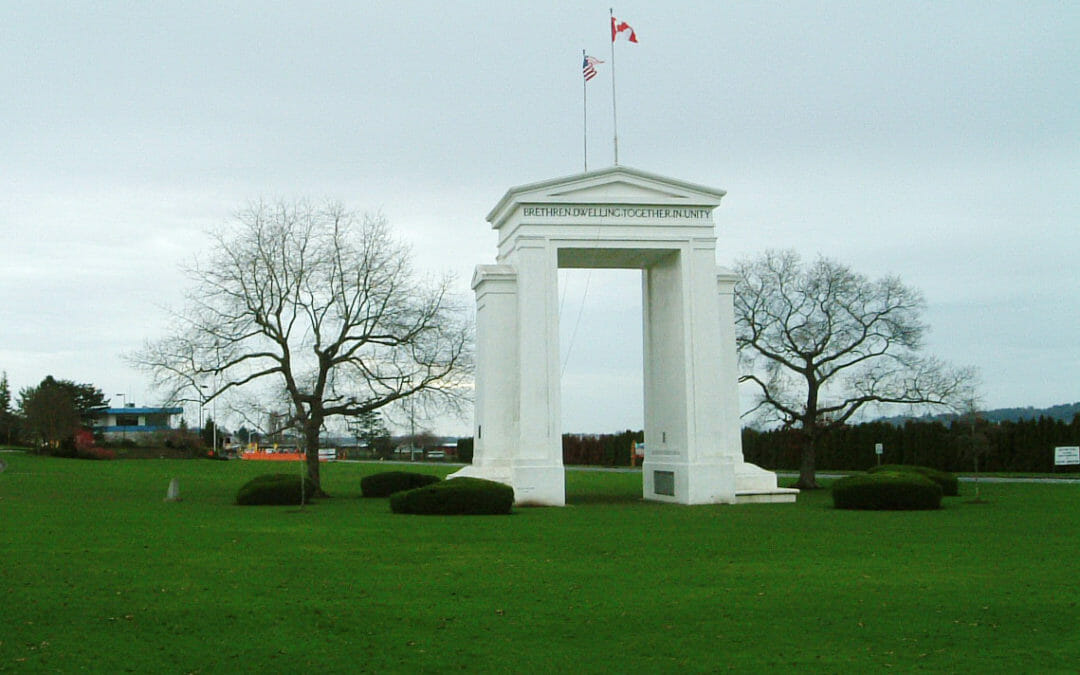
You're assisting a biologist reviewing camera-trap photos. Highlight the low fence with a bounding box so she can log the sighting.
[240,449,337,462]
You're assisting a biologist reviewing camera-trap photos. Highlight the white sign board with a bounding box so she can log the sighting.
[1054,446,1080,466]
[875,443,884,456]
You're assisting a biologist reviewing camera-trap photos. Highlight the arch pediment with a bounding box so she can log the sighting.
[487,166,726,230]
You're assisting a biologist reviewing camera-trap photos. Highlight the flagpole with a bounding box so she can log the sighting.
[583,49,588,172]
[609,8,619,166]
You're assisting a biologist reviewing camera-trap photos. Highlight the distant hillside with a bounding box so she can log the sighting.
[980,402,1080,423]
[877,402,1080,426]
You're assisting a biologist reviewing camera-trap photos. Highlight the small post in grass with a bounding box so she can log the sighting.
[165,478,181,502]
[874,443,883,467]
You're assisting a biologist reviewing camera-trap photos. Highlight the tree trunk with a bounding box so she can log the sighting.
[795,435,821,490]
[304,423,328,497]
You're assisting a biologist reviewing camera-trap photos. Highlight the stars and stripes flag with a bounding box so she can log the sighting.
[582,55,603,81]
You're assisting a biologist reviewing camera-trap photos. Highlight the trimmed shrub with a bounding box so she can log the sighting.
[236,473,315,506]
[361,471,442,498]
[868,464,959,496]
[390,477,514,515]
[832,471,943,511]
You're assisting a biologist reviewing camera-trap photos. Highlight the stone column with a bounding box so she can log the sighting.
[642,250,687,470]
[507,237,565,505]
[715,267,745,462]
[465,265,519,483]
[641,244,737,504]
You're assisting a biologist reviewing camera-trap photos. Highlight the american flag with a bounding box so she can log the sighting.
[582,55,603,81]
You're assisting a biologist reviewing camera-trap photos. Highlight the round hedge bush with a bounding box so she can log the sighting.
[390,477,514,515]
[867,464,959,496]
[236,473,315,506]
[360,471,442,498]
[832,471,943,510]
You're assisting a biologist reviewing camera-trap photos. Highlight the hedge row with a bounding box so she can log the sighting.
[390,477,513,515]
[832,471,942,510]
[744,415,1080,474]
[361,471,441,498]
[868,464,959,496]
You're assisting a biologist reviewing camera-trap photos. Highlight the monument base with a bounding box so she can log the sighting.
[449,459,795,507]
[510,464,566,506]
[447,461,512,486]
[642,460,798,505]
[642,460,737,504]
[735,462,799,503]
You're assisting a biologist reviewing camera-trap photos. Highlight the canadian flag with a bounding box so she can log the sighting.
[611,16,638,43]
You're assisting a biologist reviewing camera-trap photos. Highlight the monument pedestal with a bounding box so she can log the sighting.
[734,463,799,503]
[511,463,566,506]
[642,460,738,505]
[450,460,512,486]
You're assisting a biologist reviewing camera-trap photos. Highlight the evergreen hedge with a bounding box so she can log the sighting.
[456,437,474,463]
[390,477,514,515]
[832,471,942,511]
[742,414,1080,474]
[867,464,959,496]
[360,471,441,498]
[236,473,315,506]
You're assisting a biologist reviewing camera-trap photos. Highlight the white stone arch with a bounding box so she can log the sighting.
[450,167,796,506]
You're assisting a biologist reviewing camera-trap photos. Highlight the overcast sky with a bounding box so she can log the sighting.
[2,1,1077,436]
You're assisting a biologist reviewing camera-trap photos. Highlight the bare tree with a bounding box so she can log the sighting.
[133,200,472,495]
[953,395,990,502]
[734,250,977,489]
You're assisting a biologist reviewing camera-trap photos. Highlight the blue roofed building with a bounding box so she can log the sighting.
[90,404,184,442]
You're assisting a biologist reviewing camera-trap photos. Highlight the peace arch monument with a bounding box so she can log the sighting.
[449,166,797,506]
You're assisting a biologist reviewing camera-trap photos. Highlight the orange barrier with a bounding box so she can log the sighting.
[240,451,329,462]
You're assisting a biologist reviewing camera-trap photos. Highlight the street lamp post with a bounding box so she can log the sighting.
[193,384,204,435]
[407,392,414,461]
[116,393,127,442]
[212,347,220,456]
[211,392,217,456]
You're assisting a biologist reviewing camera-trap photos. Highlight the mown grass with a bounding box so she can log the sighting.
[1,453,1078,672]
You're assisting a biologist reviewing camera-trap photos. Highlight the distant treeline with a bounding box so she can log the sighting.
[563,430,643,466]
[743,415,1080,473]
[462,414,1080,473]
[456,431,645,467]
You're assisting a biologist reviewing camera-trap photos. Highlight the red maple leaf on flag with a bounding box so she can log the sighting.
[611,16,638,43]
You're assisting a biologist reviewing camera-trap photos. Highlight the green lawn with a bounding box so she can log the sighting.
[1,453,1078,673]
